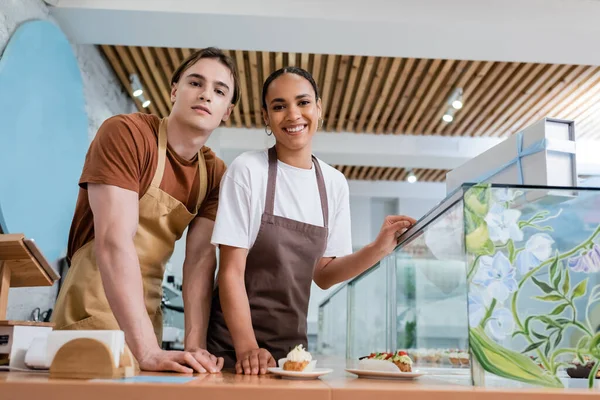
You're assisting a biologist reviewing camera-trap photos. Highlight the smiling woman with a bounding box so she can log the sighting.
[206,66,417,375]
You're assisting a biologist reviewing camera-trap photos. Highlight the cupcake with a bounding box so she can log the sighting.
[282,345,315,372]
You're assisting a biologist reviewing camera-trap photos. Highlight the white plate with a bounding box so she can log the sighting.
[268,367,333,380]
[345,368,426,380]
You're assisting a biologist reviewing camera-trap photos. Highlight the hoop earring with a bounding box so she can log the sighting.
[265,125,273,136]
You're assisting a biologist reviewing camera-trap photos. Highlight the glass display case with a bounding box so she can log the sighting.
[318,183,600,389]
[317,284,348,356]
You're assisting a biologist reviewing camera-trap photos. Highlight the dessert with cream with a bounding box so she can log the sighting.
[359,351,413,372]
[282,345,314,371]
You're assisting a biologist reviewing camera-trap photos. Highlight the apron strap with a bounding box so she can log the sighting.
[195,149,208,211]
[265,146,329,228]
[152,117,208,212]
[150,117,169,188]
[265,146,278,215]
[312,155,329,228]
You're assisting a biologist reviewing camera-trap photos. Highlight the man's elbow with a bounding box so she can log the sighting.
[94,231,134,262]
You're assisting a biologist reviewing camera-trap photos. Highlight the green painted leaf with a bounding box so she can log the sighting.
[589,362,600,389]
[572,279,588,299]
[508,240,516,263]
[535,294,564,302]
[556,318,571,325]
[538,316,561,328]
[523,341,544,353]
[465,214,494,255]
[464,185,491,216]
[531,331,547,341]
[512,331,527,339]
[554,331,563,347]
[549,255,559,284]
[562,269,570,296]
[553,269,562,290]
[469,327,562,388]
[589,333,600,359]
[549,303,569,316]
[481,238,495,256]
[531,276,554,294]
[544,341,551,358]
[464,207,482,234]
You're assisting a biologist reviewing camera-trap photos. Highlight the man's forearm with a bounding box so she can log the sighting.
[219,270,258,355]
[182,254,215,350]
[95,237,159,360]
[314,243,387,289]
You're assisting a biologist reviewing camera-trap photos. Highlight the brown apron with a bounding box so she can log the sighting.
[52,117,207,348]
[207,146,329,368]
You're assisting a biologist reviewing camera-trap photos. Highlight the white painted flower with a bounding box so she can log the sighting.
[487,307,515,341]
[468,288,491,327]
[472,252,517,303]
[516,233,555,274]
[492,188,521,204]
[468,289,515,341]
[485,203,524,243]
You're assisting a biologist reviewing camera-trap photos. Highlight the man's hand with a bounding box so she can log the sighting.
[235,348,276,375]
[138,348,224,374]
[186,347,225,372]
[373,215,417,255]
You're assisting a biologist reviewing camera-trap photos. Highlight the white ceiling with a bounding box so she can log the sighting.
[50,0,600,65]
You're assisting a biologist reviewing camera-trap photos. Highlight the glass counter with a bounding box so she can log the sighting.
[318,183,600,389]
[317,284,348,357]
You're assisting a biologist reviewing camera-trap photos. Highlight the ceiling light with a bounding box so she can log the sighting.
[130,73,144,97]
[407,170,417,184]
[448,87,463,110]
[442,113,453,123]
[142,99,151,108]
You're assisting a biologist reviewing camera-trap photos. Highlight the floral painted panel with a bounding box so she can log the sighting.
[465,184,600,388]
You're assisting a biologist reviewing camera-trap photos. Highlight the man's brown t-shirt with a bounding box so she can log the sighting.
[67,113,226,262]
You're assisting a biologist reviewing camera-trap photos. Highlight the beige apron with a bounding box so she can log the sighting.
[52,117,207,346]
[207,145,329,368]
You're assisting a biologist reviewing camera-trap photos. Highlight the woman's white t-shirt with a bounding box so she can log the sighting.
[211,150,353,258]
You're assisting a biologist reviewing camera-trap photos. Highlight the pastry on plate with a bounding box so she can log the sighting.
[458,351,470,366]
[448,351,461,367]
[358,351,413,372]
[281,345,316,372]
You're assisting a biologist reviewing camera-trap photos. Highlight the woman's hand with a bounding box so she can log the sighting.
[372,215,417,255]
[235,348,276,375]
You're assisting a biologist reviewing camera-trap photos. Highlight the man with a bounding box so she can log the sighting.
[52,48,239,374]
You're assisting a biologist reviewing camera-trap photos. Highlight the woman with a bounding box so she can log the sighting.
[207,67,416,374]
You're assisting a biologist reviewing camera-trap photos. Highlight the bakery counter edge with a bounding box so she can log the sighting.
[1,371,599,400]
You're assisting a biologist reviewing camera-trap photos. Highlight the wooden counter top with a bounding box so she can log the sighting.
[2,359,599,400]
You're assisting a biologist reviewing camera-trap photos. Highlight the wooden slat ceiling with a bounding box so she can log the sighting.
[100,45,600,182]
[332,166,449,183]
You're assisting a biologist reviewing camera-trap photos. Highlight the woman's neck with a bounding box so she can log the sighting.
[275,143,313,169]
